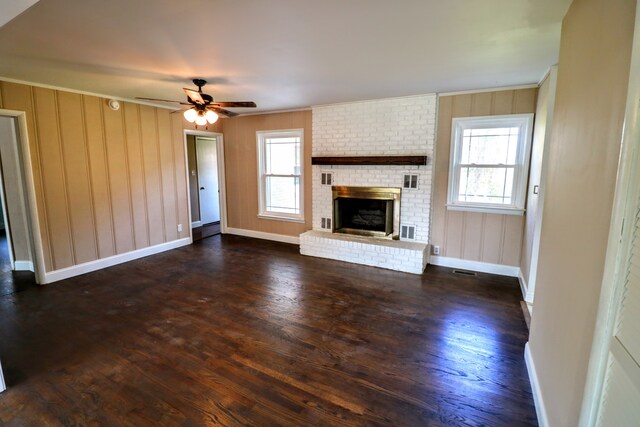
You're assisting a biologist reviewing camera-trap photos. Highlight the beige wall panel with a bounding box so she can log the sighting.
[221,111,312,237]
[443,210,464,258]
[528,0,636,424]
[513,88,538,114]
[462,212,483,261]
[157,109,178,242]
[432,88,537,266]
[491,90,516,115]
[102,105,135,254]
[82,96,115,259]
[451,94,472,117]
[139,106,165,245]
[32,87,74,269]
[186,135,199,223]
[171,114,189,238]
[1,82,53,270]
[500,215,524,266]
[123,103,149,249]
[430,97,452,249]
[303,111,313,223]
[56,92,98,264]
[481,215,504,264]
[470,92,493,116]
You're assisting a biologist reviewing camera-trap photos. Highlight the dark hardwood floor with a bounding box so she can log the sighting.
[0,235,536,426]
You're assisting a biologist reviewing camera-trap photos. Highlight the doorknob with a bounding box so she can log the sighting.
[200,187,205,190]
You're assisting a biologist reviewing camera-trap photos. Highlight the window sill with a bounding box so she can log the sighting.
[258,213,306,223]
[446,204,525,216]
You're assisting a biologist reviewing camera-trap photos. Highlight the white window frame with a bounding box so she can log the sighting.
[447,114,534,215]
[256,129,305,223]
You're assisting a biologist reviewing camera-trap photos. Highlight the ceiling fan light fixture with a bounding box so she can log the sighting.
[183,108,198,123]
[205,110,219,124]
[195,114,208,126]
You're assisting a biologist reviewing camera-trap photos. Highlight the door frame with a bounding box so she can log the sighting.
[183,129,227,238]
[579,2,640,424]
[0,109,45,284]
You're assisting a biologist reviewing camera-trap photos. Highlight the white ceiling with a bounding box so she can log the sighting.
[0,0,571,113]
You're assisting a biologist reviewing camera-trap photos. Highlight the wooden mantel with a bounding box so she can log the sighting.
[311,155,428,166]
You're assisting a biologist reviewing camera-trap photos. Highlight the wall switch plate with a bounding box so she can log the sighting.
[177,224,182,232]
[433,245,440,255]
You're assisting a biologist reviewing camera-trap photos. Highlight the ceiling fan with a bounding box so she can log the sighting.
[136,79,257,126]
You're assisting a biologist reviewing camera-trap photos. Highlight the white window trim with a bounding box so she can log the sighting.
[256,129,305,223]
[446,113,534,215]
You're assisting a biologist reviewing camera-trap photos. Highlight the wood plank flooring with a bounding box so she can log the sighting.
[0,235,537,426]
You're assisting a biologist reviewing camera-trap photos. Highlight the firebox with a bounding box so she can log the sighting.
[332,186,401,240]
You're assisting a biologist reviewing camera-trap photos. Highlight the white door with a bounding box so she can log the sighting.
[196,137,220,224]
[595,187,640,426]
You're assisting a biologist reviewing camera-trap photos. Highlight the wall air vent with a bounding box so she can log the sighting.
[400,225,416,240]
[403,174,418,189]
[321,172,333,186]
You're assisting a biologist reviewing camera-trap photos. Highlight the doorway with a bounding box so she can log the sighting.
[185,131,227,242]
[0,115,38,295]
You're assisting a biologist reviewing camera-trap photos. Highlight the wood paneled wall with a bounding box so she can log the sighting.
[0,81,190,272]
[431,88,538,267]
[222,111,312,236]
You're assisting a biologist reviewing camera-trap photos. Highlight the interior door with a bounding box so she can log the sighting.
[596,184,640,426]
[196,137,220,224]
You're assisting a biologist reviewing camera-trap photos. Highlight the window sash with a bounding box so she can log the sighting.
[257,129,304,221]
[447,114,533,214]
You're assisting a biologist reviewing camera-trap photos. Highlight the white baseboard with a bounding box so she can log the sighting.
[429,256,519,277]
[225,227,300,245]
[42,238,191,284]
[518,269,528,300]
[191,220,202,228]
[0,359,6,393]
[525,343,548,427]
[14,260,34,272]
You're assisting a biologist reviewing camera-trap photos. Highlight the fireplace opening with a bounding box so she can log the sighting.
[332,186,401,239]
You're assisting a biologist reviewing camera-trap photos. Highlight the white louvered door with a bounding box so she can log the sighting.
[597,191,640,426]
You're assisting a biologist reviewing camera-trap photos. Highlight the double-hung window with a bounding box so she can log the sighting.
[257,129,304,222]
[447,114,533,215]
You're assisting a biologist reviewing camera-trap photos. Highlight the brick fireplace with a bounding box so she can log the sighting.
[300,94,436,274]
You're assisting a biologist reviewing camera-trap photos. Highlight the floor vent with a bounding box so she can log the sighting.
[452,269,477,276]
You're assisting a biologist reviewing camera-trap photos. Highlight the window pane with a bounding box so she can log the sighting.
[265,176,300,214]
[265,138,300,175]
[460,127,520,165]
[469,127,513,137]
[458,167,515,205]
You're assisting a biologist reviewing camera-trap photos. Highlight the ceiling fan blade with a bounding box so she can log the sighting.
[170,108,191,115]
[136,97,182,103]
[208,106,238,117]
[183,88,205,105]
[210,101,257,108]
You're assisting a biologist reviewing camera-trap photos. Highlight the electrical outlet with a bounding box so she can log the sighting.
[432,245,440,255]
[177,224,183,232]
